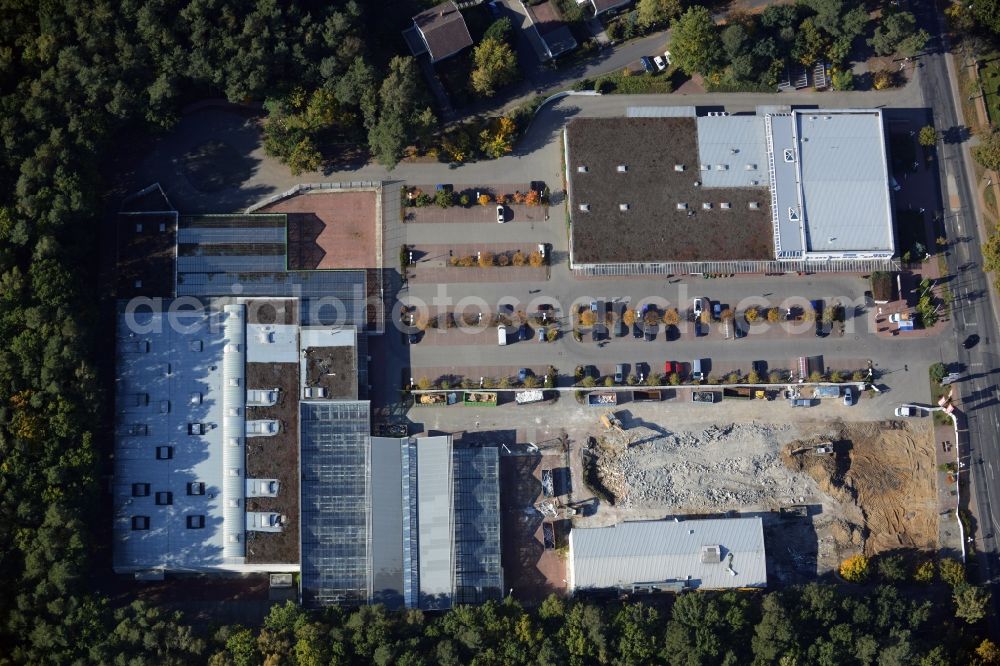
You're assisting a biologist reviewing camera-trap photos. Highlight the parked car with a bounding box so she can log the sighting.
[693,298,705,319]
[496,205,505,223]
[408,332,420,344]
[633,323,643,339]
[640,56,655,73]
[615,364,624,384]
[843,387,854,406]
[652,55,667,71]
[664,360,681,378]
[518,368,532,382]
[644,324,657,341]
[518,324,530,341]
[712,302,721,320]
[894,406,917,417]
[537,327,546,342]
[964,334,980,349]
[752,360,767,375]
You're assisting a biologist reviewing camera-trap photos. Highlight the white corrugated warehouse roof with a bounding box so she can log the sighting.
[793,110,894,254]
[569,517,767,591]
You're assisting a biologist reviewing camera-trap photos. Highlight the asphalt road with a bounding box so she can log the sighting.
[915,0,1000,626]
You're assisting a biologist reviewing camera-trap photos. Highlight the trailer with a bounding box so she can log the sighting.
[722,387,752,400]
[515,389,545,404]
[587,392,618,406]
[632,389,663,402]
[463,391,498,406]
[813,385,840,399]
[692,391,720,403]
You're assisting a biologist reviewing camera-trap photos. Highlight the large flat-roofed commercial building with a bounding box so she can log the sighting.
[565,108,897,275]
[568,517,767,593]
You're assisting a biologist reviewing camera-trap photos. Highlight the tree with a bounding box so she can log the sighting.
[478,252,494,268]
[954,584,991,623]
[919,126,937,147]
[528,251,544,267]
[662,308,680,326]
[637,0,682,28]
[831,69,854,90]
[913,560,935,583]
[478,193,492,205]
[793,17,830,66]
[974,130,1000,171]
[480,116,517,158]
[483,17,513,43]
[669,7,722,75]
[721,23,749,61]
[870,11,926,56]
[744,307,759,323]
[471,38,518,97]
[580,310,597,327]
[766,307,780,323]
[877,554,906,581]
[939,558,966,587]
[435,189,455,208]
[623,309,636,327]
[839,555,869,582]
[929,362,947,384]
[977,639,1000,664]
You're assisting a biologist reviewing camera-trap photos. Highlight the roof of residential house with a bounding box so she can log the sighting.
[569,517,767,591]
[525,0,577,57]
[413,1,473,62]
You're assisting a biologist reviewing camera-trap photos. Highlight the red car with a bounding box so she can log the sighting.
[664,361,682,378]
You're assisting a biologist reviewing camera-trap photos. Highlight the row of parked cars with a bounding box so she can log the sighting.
[640,50,671,74]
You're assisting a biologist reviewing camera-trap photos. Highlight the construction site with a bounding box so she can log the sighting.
[577,413,938,579]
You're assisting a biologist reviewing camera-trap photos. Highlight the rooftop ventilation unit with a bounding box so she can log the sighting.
[700,164,710,171]
[745,163,756,170]
[676,203,688,210]
[674,164,685,171]
[701,544,722,564]
[159,223,166,232]
[702,202,712,210]
[225,343,240,353]
[188,423,205,435]
[721,202,732,209]
[228,437,241,447]
[188,340,202,352]
[788,207,800,223]
[228,467,240,477]
[693,181,701,187]
[579,203,590,212]
[134,279,142,289]
[617,164,628,173]
[619,203,630,211]
[135,223,143,233]
[750,180,759,185]
[783,149,795,162]
[730,148,739,154]
[577,165,588,173]
[715,164,728,171]
[749,202,760,210]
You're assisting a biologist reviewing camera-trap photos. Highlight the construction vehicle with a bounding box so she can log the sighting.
[600,412,624,432]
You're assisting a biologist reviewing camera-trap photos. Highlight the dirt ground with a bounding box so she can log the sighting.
[581,419,936,576]
[783,420,938,557]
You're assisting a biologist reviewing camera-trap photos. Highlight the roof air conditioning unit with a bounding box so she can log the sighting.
[619,203,630,211]
[730,148,738,154]
[700,164,710,171]
[749,202,760,209]
[745,164,756,170]
[579,203,590,212]
[135,223,143,233]
[674,164,685,171]
[577,165,588,173]
[693,181,701,187]
[721,202,731,209]
[676,203,688,210]
[702,202,712,210]
[617,164,628,173]
[716,164,728,171]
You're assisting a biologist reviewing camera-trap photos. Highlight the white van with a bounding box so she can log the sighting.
[692,358,705,382]
[498,324,508,345]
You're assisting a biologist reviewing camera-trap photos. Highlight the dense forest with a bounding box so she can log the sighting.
[0,0,998,663]
[138,587,994,665]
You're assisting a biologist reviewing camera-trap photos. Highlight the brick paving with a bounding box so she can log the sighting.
[500,455,568,605]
